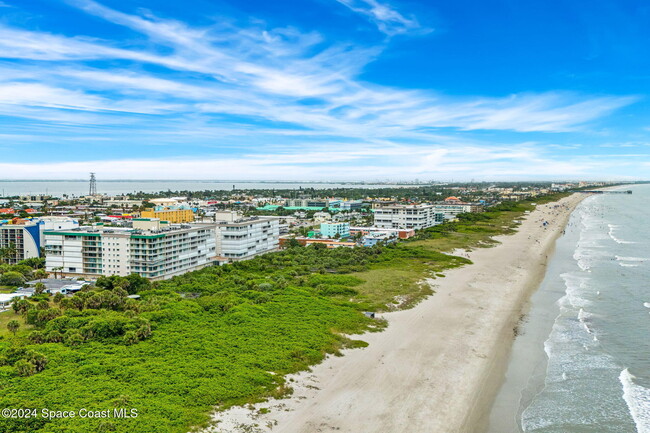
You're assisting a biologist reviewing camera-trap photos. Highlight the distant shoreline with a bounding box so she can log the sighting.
[0,180,438,197]
[0,179,435,184]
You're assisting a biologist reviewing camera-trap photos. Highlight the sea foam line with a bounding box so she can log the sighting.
[608,224,636,244]
[620,369,650,433]
[616,256,649,262]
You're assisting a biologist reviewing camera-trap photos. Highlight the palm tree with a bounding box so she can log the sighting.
[34,269,48,282]
[52,267,63,279]
[0,242,17,264]
[28,352,48,372]
[15,359,35,377]
[33,282,46,295]
[12,299,30,315]
[7,319,20,336]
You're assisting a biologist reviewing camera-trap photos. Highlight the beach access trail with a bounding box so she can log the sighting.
[211,193,585,433]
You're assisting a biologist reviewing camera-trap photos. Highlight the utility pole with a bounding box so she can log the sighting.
[89,173,97,196]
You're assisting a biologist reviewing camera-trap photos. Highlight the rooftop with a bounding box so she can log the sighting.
[43,223,203,238]
[25,278,89,290]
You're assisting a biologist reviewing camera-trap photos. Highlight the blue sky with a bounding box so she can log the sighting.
[0,0,649,180]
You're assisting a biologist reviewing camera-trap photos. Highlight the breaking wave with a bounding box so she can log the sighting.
[620,369,650,433]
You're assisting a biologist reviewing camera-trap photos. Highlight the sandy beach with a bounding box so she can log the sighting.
[209,193,586,433]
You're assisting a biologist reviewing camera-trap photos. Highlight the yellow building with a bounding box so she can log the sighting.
[140,208,195,223]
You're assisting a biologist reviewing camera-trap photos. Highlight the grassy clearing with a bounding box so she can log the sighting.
[347,192,570,311]
[408,210,520,252]
[351,252,468,311]
[0,308,36,340]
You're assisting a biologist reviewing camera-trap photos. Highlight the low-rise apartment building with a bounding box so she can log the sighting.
[431,203,478,220]
[285,198,330,208]
[362,231,397,247]
[430,197,484,220]
[320,222,350,238]
[140,207,195,223]
[212,215,280,262]
[349,226,415,239]
[104,196,144,208]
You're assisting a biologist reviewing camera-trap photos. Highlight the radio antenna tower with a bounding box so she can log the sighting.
[89,172,97,196]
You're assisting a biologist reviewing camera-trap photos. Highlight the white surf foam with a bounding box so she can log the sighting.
[578,308,593,334]
[644,303,650,309]
[573,249,591,271]
[559,273,591,309]
[620,369,650,433]
[616,256,648,262]
[609,224,636,244]
[616,256,647,267]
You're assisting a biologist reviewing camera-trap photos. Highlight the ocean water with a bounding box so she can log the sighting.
[489,184,650,433]
[0,180,416,197]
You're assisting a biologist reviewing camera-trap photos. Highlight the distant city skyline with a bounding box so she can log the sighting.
[1,0,649,180]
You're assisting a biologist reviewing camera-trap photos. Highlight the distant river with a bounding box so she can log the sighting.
[0,180,421,197]
[489,184,650,433]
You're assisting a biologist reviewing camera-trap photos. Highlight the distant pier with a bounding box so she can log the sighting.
[576,190,632,194]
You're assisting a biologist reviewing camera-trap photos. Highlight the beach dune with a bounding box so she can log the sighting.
[210,194,585,433]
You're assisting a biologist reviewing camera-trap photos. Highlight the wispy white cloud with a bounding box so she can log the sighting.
[0,142,643,180]
[599,141,649,148]
[399,93,637,132]
[0,20,632,136]
[0,82,178,114]
[0,0,642,179]
[335,0,428,36]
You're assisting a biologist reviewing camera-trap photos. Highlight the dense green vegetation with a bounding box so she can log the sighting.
[0,243,470,433]
[0,258,46,293]
[0,192,569,433]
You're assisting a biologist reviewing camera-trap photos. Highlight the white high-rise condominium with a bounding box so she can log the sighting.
[373,204,445,230]
[211,214,280,261]
[44,219,216,280]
